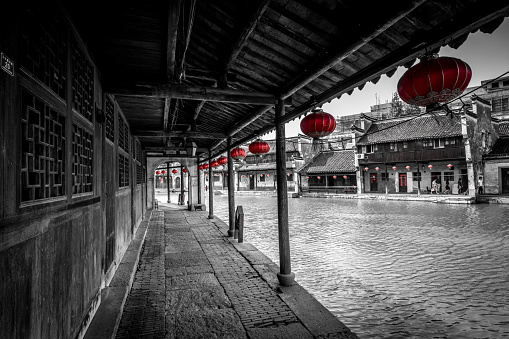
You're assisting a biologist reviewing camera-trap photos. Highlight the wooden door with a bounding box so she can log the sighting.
[399,173,407,192]
[370,173,378,191]
[249,175,255,189]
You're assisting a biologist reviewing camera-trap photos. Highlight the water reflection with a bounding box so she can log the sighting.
[214,195,509,338]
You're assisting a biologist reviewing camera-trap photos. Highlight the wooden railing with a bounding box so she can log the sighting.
[363,148,465,163]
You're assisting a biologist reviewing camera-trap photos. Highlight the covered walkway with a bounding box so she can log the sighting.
[86,203,357,339]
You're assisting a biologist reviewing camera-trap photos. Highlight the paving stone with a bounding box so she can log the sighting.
[169,273,220,290]
[165,255,210,268]
[185,264,214,274]
[246,323,313,339]
[241,250,274,265]
[165,267,186,277]
[166,285,231,313]
[169,309,247,339]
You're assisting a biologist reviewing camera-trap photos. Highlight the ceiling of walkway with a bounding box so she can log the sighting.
[65,0,509,160]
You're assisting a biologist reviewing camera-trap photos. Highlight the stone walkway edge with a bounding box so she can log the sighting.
[88,206,359,339]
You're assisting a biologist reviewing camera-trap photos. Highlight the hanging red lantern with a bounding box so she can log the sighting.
[287,173,291,176]
[317,176,321,179]
[202,163,209,170]
[260,174,263,177]
[218,156,228,166]
[198,165,203,170]
[242,175,245,178]
[249,139,270,155]
[231,147,247,161]
[364,167,369,171]
[172,169,178,174]
[333,175,337,179]
[161,170,167,174]
[406,165,411,170]
[267,174,270,177]
[392,166,397,170]
[375,167,380,171]
[306,176,310,179]
[343,175,348,179]
[183,168,188,173]
[250,175,253,177]
[211,160,220,167]
[428,164,433,169]
[447,164,453,168]
[300,109,336,138]
[397,56,472,107]
[156,171,161,175]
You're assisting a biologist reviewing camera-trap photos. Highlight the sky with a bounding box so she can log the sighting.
[263,17,509,139]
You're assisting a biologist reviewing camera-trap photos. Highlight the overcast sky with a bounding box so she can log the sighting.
[263,17,509,139]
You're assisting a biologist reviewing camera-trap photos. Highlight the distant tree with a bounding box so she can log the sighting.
[391,92,423,117]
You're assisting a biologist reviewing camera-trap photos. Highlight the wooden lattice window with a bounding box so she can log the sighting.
[136,164,142,185]
[105,97,115,142]
[19,5,67,100]
[72,40,94,122]
[72,124,93,194]
[118,117,129,153]
[118,154,130,188]
[21,89,66,202]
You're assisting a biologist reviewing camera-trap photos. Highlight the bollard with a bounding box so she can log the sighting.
[234,206,244,243]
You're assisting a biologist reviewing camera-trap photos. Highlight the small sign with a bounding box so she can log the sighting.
[1,53,14,76]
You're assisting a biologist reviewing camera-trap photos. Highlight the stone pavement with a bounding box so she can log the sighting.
[114,205,358,339]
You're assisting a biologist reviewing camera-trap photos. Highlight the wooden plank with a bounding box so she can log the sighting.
[176,0,197,80]
[133,131,227,139]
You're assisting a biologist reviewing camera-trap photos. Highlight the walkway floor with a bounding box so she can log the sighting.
[114,204,358,339]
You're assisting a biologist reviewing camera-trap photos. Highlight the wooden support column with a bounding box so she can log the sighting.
[227,138,235,237]
[167,162,171,203]
[180,164,185,204]
[275,98,295,286]
[197,161,201,204]
[208,151,214,219]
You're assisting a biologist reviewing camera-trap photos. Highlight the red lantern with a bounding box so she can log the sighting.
[364,167,369,171]
[267,174,270,177]
[447,164,453,168]
[317,176,321,179]
[250,175,253,177]
[156,171,161,175]
[300,109,336,138]
[198,165,203,170]
[375,167,380,171]
[306,176,310,179]
[406,166,411,170]
[428,164,433,169]
[343,175,348,179]
[172,169,178,174]
[202,163,209,170]
[218,156,228,166]
[287,173,291,176]
[183,168,188,173]
[249,139,270,155]
[231,148,247,161]
[211,160,220,167]
[333,175,337,179]
[392,166,397,170]
[398,56,472,107]
[161,170,167,174]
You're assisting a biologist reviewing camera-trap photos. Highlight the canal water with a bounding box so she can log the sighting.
[214,195,509,339]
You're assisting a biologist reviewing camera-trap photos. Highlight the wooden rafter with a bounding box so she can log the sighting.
[134,131,227,139]
[279,0,427,99]
[176,0,197,81]
[111,84,292,106]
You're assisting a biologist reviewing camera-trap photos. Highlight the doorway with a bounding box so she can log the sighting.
[249,175,255,189]
[502,168,509,194]
[399,173,407,192]
[431,172,442,192]
[370,173,378,191]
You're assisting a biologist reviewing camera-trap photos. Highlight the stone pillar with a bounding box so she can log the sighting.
[167,162,171,203]
[275,98,295,286]
[227,138,235,237]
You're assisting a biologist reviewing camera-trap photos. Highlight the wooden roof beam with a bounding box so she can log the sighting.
[279,0,427,99]
[221,0,271,79]
[134,131,227,139]
[110,84,292,106]
[176,0,197,82]
[167,0,182,81]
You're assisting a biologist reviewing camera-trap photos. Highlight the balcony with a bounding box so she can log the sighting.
[361,148,466,164]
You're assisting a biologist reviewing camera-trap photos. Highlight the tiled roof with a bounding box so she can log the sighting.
[243,136,310,156]
[357,114,462,145]
[237,161,295,172]
[499,122,509,136]
[488,137,509,157]
[299,150,356,174]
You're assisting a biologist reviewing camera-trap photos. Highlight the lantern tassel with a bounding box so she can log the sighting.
[311,138,324,153]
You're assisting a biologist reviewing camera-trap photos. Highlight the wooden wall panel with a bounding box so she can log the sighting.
[115,189,132,263]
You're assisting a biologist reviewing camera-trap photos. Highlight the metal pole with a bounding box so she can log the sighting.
[227,138,235,237]
[208,150,214,219]
[275,98,295,286]
[167,162,170,203]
